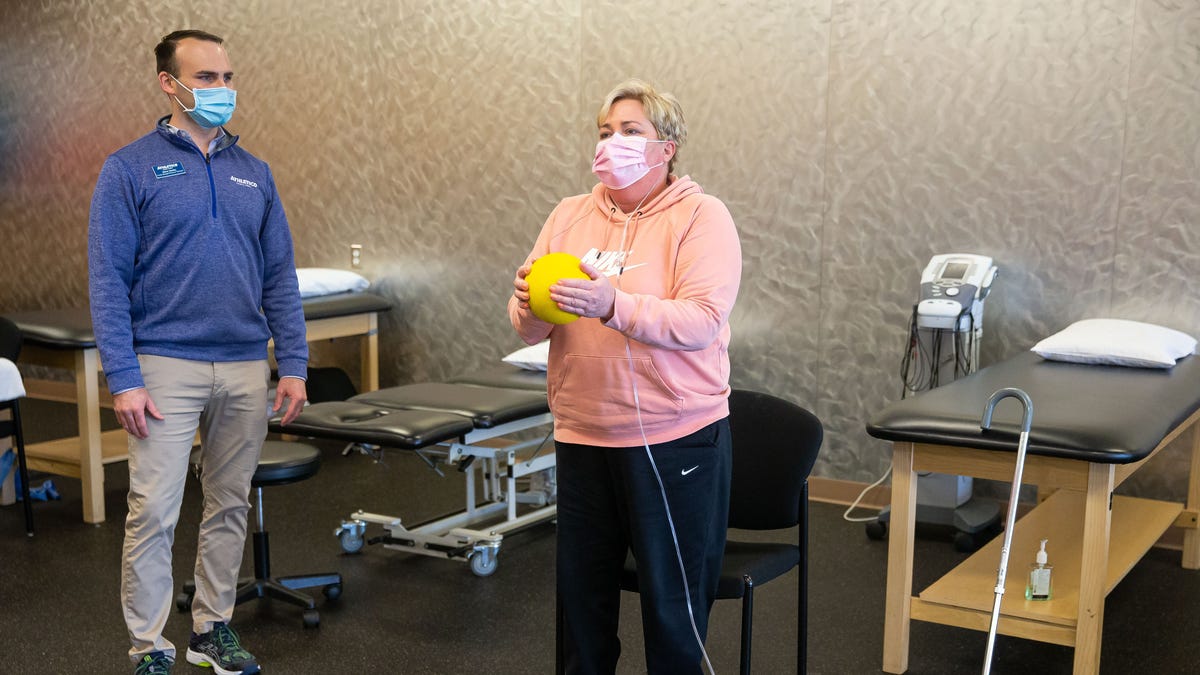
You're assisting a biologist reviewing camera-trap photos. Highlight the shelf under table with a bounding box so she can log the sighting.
[911,488,1182,646]
[25,428,129,478]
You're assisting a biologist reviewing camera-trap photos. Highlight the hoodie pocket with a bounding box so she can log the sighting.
[553,353,683,429]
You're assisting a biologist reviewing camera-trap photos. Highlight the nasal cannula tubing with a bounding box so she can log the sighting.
[603,194,716,674]
[625,338,716,675]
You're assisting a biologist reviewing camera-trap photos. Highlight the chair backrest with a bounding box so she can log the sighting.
[727,388,823,531]
[305,366,358,403]
[0,317,21,362]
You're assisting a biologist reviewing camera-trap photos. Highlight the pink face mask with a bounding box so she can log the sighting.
[591,132,668,190]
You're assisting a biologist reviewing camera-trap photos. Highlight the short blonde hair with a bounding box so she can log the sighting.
[596,79,687,173]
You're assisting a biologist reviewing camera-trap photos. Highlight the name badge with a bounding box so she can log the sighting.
[152,162,186,179]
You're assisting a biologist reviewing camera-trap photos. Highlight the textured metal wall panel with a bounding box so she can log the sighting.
[1109,0,1200,500]
[822,0,1134,484]
[1,0,1197,500]
[578,2,832,418]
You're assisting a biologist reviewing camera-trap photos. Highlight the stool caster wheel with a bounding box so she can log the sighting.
[865,520,887,541]
[302,609,320,628]
[323,583,342,601]
[175,592,192,612]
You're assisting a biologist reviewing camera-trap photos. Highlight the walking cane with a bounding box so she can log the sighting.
[980,387,1034,675]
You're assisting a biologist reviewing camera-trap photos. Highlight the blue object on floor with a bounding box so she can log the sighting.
[26,479,60,501]
[0,449,54,503]
[13,471,59,501]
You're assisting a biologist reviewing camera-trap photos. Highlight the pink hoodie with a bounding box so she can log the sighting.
[509,176,742,447]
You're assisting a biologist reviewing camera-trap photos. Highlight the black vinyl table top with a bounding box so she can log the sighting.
[3,292,391,349]
[866,351,1200,464]
[298,291,392,321]
[3,308,96,349]
[274,382,550,448]
[448,364,548,392]
[353,382,549,429]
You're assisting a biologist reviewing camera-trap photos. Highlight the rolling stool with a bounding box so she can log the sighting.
[176,440,342,628]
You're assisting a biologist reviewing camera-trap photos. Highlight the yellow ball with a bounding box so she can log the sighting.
[527,252,589,324]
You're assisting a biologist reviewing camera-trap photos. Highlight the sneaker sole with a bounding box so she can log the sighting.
[184,648,260,675]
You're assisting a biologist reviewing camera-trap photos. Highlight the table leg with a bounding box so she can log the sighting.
[1073,462,1113,674]
[361,313,379,392]
[883,441,916,674]
[1183,424,1200,570]
[76,348,105,524]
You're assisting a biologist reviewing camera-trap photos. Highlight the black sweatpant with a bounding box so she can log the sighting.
[556,419,732,675]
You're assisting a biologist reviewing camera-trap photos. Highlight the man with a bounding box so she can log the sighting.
[88,30,308,675]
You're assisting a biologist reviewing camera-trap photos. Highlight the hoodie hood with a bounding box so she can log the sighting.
[590,175,704,220]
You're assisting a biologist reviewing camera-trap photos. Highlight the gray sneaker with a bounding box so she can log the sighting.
[133,651,173,675]
[185,622,260,675]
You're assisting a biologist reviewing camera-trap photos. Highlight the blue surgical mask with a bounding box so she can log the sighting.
[170,74,237,128]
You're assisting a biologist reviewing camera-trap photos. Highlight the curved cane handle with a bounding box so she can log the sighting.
[981,387,1033,433]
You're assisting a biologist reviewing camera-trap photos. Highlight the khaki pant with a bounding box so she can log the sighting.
[122,355,269,661]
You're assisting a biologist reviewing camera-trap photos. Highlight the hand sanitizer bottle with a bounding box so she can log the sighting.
[1026,539,1052,600]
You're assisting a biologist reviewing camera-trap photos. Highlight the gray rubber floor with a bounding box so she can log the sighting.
[2,399,1199,674]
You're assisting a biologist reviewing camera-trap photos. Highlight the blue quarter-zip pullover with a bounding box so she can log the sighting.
[88,117,307,394]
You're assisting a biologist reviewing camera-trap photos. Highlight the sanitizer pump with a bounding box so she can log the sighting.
[1026,539,1053,600]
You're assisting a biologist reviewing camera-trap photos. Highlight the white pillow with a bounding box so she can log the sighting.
[1031,319,1197,369]
[502,341,550,371]
[296,268,370,298]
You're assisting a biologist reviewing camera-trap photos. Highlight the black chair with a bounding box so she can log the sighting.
[700,389,821,674]
[0,316,34,536]
[557,389,822,674]
[177,440,342,628]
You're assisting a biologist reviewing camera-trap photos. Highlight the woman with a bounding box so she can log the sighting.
[508,79,742,674]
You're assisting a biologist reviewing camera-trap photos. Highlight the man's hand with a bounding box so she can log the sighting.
[274,377,308,426]
[113,388,164,440]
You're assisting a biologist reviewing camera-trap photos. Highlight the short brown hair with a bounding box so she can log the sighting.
[154,30,224,76]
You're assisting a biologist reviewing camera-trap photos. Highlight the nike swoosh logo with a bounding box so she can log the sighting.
[681,465,699,476]
[601,263,649,278]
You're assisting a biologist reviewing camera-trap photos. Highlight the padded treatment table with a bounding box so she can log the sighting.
[866,351,1200,674]
[297,291,392,392]
[448,363,551,391]
[274,377,553,576]
[2,291,391,524]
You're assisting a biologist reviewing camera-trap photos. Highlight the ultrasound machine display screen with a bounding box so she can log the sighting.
[941,262,969,280]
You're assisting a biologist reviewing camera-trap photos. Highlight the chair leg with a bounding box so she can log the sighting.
[13,401,33,536]
[740,576,754,675]
[799,481,809,675]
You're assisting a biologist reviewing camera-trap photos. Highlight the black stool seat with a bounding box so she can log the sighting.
[188,440,322,486]
[253,441,321,486]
